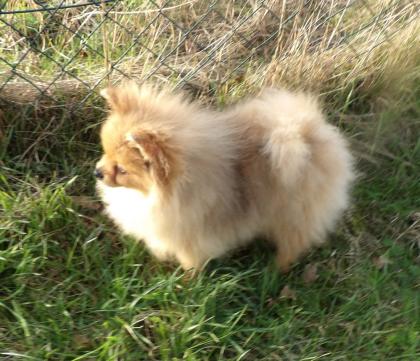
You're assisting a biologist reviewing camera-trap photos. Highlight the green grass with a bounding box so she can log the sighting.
[0,95,419,360]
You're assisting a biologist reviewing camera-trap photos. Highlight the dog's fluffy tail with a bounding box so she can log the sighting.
[258,90,325,188]
[266,126,311,187]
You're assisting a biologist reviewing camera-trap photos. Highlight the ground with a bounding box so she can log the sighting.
[0,92,419,360]
[0,1,419,360]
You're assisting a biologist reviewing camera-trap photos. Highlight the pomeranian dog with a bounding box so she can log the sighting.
[95,82,354,271]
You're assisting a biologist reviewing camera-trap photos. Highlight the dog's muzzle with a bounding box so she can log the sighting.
[94,168,104,180]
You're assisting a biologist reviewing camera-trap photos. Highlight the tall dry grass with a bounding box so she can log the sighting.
[0,0,418,106]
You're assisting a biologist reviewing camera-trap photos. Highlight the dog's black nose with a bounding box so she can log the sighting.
[94,168,104,180]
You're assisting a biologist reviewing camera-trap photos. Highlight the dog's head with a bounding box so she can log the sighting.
[95,83,181,195]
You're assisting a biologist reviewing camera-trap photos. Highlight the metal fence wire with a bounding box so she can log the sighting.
[0,0,418,110]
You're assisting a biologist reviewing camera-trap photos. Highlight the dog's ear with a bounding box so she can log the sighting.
[100,82,139,113]
[126,131,173,185]
[100,87,118,108]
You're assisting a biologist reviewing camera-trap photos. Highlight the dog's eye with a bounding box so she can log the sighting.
[116,165,127,174]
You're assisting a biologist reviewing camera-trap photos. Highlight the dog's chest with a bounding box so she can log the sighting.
[98,184,156,239]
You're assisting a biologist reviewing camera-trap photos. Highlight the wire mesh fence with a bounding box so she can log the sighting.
[0,0,418,110]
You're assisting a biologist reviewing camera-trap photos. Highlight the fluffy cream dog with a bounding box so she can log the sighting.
[95,83,354,271]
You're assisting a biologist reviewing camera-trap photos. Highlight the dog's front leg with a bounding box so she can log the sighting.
[144,238,172,262]
[175,249,207,271]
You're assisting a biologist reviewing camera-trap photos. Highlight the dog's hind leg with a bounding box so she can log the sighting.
[271,225,313,273]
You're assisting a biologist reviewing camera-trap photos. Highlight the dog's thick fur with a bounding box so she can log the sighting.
[96,83,354,271]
